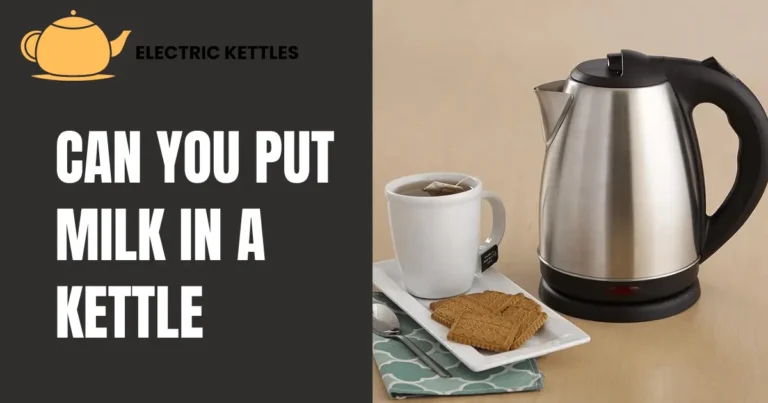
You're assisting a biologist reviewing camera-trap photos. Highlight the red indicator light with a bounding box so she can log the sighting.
[608,286,639,295]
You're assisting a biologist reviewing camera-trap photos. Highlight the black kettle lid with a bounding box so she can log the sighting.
[570,49,668,88]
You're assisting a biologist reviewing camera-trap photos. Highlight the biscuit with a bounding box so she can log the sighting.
[447,312,520,353]
[428,294,470,311]
[431,298,493,327]
[465,291,517,313]
[503,307,548,349]
[505,293,542,312]
[429,299,447,311]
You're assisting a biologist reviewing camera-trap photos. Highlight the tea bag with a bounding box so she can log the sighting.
[423,181,466,196]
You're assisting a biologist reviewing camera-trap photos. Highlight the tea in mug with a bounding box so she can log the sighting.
[394,180,471,197]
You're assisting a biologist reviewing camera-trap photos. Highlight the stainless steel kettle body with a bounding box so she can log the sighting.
[535,50,768,322]
[538,79,701,281]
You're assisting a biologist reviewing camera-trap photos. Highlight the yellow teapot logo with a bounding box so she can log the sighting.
[21,10,131,81]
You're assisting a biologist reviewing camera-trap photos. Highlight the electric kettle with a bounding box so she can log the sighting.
[534,49,768,323]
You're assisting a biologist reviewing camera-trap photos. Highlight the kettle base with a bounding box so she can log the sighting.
[539,277,701,323]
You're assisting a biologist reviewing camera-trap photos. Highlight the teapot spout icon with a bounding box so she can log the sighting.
[20,10,131,81]
[108,30,132,57]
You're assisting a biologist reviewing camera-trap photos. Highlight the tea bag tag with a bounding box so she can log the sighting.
[480,244,499,272]
[422,181,465,196]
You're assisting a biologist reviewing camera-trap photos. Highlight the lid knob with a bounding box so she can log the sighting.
[71,10,76,15]
[571,49,666,88]
[607,53,622,74]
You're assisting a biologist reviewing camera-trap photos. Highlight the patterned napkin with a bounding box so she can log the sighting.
[372,292,544,399]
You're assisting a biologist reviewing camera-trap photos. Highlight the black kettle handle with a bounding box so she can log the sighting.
[659,56,768,263]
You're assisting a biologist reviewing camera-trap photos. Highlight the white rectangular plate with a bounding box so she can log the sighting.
[372,259,591,372]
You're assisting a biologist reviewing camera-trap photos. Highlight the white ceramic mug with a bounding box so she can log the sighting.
[385,172,506,299]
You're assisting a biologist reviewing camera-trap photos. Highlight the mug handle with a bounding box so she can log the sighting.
[478,191,506,273]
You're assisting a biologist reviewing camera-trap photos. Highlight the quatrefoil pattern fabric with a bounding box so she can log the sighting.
[372,292,544,398]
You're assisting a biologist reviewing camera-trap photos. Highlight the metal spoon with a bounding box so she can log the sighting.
[372,303,451,378]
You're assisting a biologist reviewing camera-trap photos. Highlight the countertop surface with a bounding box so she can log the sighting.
[373,1,768,402]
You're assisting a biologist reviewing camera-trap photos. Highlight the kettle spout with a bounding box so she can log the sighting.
[534,80,574,146]
[109,31,132,57]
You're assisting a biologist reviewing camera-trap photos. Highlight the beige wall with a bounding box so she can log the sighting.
[373,0,768,290]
